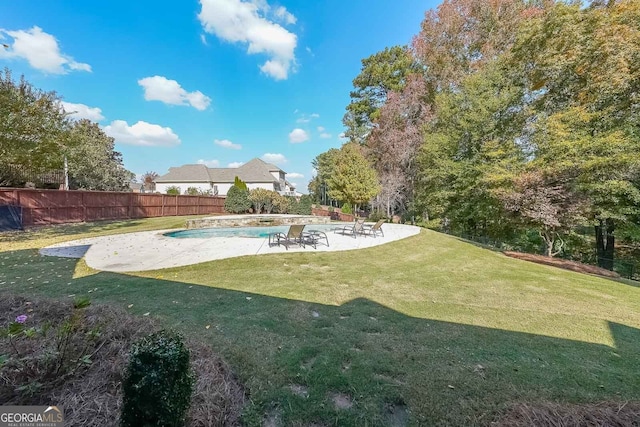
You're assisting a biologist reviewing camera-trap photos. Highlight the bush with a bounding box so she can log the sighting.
[368,211,388,223]
[234,176,248,191]
[249,188,275,214]
[284,195,312,215]
[224,185,251,214]
[166,186,181,195]
[121,330,194,427]
[341,202,353,214]
[273,194,291,213]
[185,187,213,196]
[297,195,312,215]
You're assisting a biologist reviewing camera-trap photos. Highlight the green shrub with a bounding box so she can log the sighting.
[121,330,194,427]
[341,202,353,214]
[419,218,442,230]
[283,195,312,215]
[249,188,276,214]
[165,186,181,195]
[224,185,251,214]
[234,176,248,191]
[185,187,200,196]
[368,211,387,223]
[273,194,291,214]
[297,195,312,215]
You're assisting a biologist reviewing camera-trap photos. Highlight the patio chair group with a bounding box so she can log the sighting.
[269,219,386,250]
[335,218,385,238]
[268,224,330,250]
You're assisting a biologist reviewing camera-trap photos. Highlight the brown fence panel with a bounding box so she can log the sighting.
[163,195,178,217]
[0,190,18,205]
[0,189,225,226]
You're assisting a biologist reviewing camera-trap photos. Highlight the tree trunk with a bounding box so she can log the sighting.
[541,230,555,257]
[386,197,391,217]
[595,218,615,270]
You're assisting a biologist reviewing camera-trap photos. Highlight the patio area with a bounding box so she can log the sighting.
[40,222,421,272]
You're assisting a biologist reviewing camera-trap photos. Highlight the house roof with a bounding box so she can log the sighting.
[155,164,211,183]
[155,158,286,184]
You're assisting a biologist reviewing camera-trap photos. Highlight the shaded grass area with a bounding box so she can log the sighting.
[1,220,640,425]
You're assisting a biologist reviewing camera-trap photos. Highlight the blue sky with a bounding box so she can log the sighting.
[0,0,436,191]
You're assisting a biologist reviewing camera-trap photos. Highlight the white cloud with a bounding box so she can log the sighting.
[288,128,309,144]
[317,126,332,138]
[274,6,296,25]
[259,60,288,80]
[197,159,220,167]
[214,139,242,150]
[287,172,304,179]
[104,120,181,147]
[138,76,211,110]
[0,26,91,74]
[198,0,297,80]
[262,153,287,164]
[228,161,244,168]
[200,34,208,45]
[338,132,347,141]
[61,101,105,121]
[296,112,319,123]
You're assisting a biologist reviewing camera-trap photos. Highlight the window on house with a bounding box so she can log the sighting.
[213,185,218,195]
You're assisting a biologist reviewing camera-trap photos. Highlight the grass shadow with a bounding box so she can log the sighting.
[1,249,639,426]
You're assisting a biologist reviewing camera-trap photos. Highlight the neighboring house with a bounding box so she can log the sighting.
[128,182,143,193]
[154,158,297,197]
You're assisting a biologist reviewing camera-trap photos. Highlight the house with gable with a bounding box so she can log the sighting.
[154,158,298,197]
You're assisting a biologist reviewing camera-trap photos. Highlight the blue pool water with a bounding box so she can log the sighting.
[165,224,338,239]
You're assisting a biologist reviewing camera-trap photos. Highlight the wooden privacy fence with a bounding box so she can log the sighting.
[0,189,225,226]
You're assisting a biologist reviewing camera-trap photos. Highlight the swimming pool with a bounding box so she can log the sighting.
[165,224,340,239]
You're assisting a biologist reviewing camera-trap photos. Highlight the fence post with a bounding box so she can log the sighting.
[161,195,165,217]
[82,191,86,222]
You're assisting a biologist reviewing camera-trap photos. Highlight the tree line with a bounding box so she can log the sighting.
[0,68,133,190]
[310,0,640,268]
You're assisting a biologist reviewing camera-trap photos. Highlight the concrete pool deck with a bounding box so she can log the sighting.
[40,222,421,272]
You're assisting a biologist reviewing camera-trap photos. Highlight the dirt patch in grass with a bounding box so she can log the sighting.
[262,407,282,427]
[494,401,640,426]
[289,384,309,398]
[329,392,353,410]
[0,294,245,426]
[503,251,620,278]
[384,401,409,427]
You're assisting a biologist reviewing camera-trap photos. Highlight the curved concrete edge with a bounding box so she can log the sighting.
[39,223,421,273]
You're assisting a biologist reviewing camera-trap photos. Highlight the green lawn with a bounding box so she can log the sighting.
[1,217,639,425]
